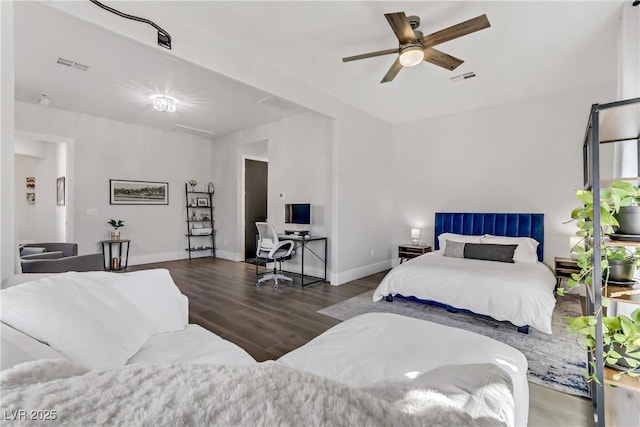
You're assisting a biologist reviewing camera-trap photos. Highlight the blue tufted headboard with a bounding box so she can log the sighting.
[434,212,544,261]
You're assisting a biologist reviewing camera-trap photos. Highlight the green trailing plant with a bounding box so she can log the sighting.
[563,180,640,383]
[108,219,125,230]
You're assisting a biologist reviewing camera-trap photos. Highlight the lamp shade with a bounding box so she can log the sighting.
[411,228,421,239]
[569,236,584,259]
[399,47,424,67]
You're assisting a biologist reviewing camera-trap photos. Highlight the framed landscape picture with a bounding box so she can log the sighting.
[110,179,169,205]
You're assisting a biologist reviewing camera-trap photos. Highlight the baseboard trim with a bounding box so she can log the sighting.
[128,250,243,266]
[331,259,392,286]
[215,250,244,262]
[128,251,188,266]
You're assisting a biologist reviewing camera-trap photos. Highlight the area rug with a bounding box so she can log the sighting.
[318,290,589,398]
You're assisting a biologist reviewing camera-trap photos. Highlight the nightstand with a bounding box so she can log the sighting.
[554,256,581,289]
[398,244,432,263]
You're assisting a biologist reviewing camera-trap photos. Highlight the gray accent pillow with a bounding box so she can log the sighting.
[443,240,466,258]
[463,243,517,263]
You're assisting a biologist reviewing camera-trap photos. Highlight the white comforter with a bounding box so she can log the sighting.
[373,252,556,334]
[1,359,505,427]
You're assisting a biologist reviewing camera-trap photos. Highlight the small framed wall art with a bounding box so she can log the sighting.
[196,197,209,207]
[56,177,65,206]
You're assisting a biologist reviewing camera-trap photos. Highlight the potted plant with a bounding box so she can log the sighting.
[563,180,640,382]
[108,218,125,241]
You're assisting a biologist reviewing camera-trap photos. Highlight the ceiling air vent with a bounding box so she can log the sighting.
[449,71,476,83]
[257,96,298,112]
[169,125,216,139]
[56,57,89,71]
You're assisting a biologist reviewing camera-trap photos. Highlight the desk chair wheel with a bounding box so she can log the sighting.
[256,282,261,288]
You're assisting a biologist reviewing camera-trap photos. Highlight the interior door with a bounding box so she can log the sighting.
[245,159,268,261]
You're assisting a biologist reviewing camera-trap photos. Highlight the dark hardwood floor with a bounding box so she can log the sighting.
[129,258,383,361]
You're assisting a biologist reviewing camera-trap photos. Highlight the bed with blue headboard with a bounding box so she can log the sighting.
[373,212,557,334]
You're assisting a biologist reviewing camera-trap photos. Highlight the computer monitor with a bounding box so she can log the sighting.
[285,203,311,225]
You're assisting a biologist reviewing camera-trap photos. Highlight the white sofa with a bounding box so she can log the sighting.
[0,269,528,426]
[1,269,255,371]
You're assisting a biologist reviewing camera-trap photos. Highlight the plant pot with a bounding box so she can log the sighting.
[110,230,121,241]
[607,259,637,282]
[604,342,640,372]
[615,205,640,235]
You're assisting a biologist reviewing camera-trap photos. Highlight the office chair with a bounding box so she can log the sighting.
[255,222,295,289]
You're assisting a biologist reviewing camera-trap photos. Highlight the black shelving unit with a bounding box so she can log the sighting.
[185,183,215,260]
[582,97,640,426]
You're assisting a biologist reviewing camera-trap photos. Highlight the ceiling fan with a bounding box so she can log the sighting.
[342,12,490,83]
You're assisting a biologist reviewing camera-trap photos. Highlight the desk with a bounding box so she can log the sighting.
[277,235,328,286]
[100,239,131,271]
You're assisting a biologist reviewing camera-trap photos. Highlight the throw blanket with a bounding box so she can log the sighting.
[0,359,502,427]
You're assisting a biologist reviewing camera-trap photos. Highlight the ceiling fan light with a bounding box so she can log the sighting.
[399,47,424,67]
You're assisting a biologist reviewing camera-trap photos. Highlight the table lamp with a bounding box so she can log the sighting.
[569,236,584,260]
[411,228,421,246]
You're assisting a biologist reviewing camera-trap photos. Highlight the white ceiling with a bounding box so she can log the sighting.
[13,2,310,138]
[14,1,623,134]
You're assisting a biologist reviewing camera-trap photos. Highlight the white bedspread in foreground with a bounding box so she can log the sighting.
[1,359,508,427]
[373,252,556,334]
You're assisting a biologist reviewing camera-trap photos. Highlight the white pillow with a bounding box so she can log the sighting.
[0,272,155,370]
[102,269,188,334]
[437,233,483,252]
[481,235,539,263]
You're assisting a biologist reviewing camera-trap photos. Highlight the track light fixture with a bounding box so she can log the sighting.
[89,0,172,50]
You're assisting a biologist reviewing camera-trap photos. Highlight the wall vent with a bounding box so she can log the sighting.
[169,124,216,138]
[56,57,89,71]
[449,71,476,83]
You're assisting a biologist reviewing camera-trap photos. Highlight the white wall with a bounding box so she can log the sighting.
[212,111,334,278]
[54,142,68,241]
[391,83,617,267]
[1,1,15,281]
[14,101,214,265]
[14,152,57,242]
[211,109,394,284]
[14,137,63,243]
[332,110,394,284]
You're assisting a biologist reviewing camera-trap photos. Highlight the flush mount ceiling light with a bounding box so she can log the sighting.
[152,95,177,113]
[89,0,172,50]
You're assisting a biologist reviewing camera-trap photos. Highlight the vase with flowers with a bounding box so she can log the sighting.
[188,179,197,192]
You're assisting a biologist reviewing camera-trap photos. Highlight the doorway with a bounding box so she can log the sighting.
[244,159,268,261]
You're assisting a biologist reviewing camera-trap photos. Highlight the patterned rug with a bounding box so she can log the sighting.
[318,290,589,398]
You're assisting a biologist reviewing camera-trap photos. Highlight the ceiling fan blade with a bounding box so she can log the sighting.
[423,48,464,71]
[421,14,490,48]
[380,58,403,83]
[384,12,417,44]
[342,48,398,63]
